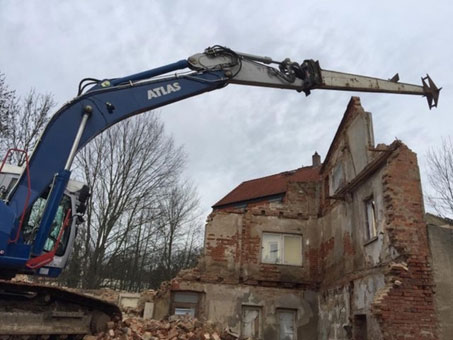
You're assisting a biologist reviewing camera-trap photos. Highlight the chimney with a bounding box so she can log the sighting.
[312,152,321,166]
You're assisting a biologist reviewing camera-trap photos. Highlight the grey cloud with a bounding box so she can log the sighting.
[1,0,452,217]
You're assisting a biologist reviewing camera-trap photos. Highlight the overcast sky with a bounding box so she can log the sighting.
[1,0,452,220]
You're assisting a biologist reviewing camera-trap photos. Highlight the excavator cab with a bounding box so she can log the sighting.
[0,164,87,278]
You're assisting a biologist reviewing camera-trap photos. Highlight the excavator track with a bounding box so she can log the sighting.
[0,280,121,337]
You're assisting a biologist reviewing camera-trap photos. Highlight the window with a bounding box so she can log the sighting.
[261,233,302,266]
[364,197,377,240]
[23,194,72,257]
[171,292,200,317]
[43,195,72,254]
[242,306,262,339]
[278,309,296,340]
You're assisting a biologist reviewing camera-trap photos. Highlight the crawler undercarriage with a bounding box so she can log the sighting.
[0,280,121,338]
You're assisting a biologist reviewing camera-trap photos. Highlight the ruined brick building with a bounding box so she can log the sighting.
[154,97,453,340]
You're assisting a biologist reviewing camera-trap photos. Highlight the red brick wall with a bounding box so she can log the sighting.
[372,145,438,340]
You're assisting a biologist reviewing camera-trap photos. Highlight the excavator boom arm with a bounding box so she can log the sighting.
[0,45,440,274]
[188,46,440,108]
[318,69,440,109]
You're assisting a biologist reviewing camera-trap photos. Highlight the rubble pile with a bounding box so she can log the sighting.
[85,315,238,340]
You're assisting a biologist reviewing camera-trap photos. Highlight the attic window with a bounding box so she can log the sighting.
[330,162,345,194]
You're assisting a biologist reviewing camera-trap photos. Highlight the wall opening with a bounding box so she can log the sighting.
[171,291,201,317]
[353,314,368,340]
[242,306,262,339]
[277,309,297,340]
[364,196,377,241]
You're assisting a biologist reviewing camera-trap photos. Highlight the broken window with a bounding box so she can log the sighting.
[171,291,200,317]
[242,306,262,339]
[277,309,296,340]
[364,197,377,240]
[261,233,302,266]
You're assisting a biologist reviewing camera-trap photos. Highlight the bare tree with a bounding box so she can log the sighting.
[157,182,200,277]
[427,137,453,219]
[0,72,55,165]
[0,73,17,138]
[73,113,201,289]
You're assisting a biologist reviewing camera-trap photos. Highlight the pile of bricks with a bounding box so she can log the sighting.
[84,315,238,340]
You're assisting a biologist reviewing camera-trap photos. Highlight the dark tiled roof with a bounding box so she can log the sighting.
[213,166,321,208]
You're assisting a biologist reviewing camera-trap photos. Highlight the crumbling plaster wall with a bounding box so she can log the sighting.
[317,165,397,286]
[316,98,398,283]
[314,98,393,339]
[317,275,385,340]
[155,279,318,339]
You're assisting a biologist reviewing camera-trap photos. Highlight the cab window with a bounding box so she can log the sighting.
[23,195,72,256]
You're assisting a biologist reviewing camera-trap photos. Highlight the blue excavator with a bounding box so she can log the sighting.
[0,45,440,335]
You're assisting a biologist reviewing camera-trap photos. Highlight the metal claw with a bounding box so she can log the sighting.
[422,74,441,109]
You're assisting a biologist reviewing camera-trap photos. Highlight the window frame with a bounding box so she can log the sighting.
[364,196,377,242]
[170,291,201,318]
[261,232,303,266]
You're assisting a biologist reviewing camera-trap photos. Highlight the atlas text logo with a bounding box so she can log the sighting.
[147,82,181,100]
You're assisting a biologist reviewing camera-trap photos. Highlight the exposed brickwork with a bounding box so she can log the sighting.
[305,247,320,280]
[205,234,238,263]
[241,211,261,266]
[372,145,438,340]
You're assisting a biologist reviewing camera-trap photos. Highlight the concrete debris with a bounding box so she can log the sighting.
[137,289,156,314]
[85,315,238,340]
